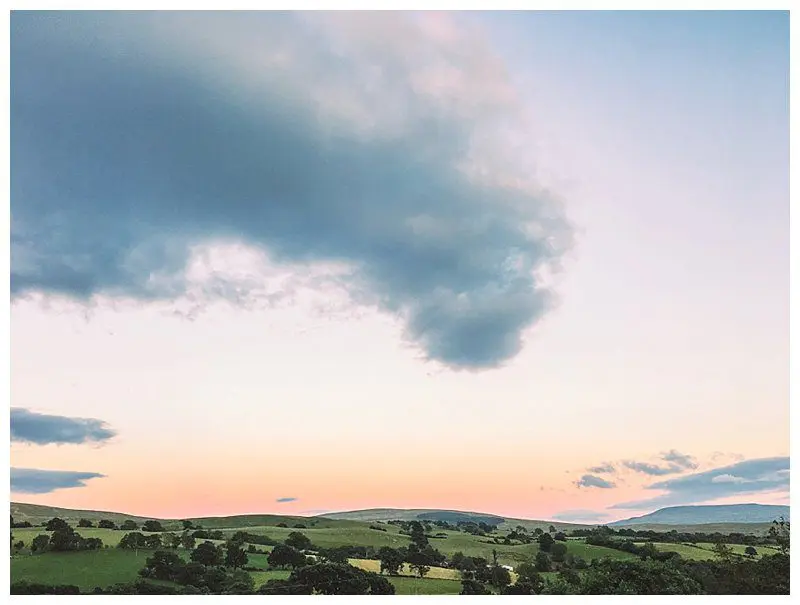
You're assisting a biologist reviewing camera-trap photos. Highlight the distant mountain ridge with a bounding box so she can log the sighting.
[611,504,790,526]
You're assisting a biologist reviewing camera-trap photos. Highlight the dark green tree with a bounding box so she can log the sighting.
[49,526,81,551]
[191,541,223,566]
[551,541,568,562]
[121,520,139,531]
[181,532,196,550]
[31,534,50,553]
[77,518,94,528]
[268,544,308,569]
[225,540,249,569]
[284,531,313,551]
[377,546,404,575]
[98,520,116,529]
[141,550,184,581]
[45,518,70,532]
[460,578,489,594]
[535,551,552,572]
[538,532,555,552]
[142,520,165,532]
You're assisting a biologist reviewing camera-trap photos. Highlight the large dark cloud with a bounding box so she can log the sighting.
[10,12,571,370]
[610,457,789,510]
[11,407,117,446]
[575,474,616,489]
[10,467,106,494]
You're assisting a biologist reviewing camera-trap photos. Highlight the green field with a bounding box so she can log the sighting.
[249,569,291,588]
[349,558,462,580]
[387,576,463,595]
[11,527,166,548]
[10,549,170,591]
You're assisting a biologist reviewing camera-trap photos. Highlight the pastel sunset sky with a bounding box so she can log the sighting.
[10,10,788,524]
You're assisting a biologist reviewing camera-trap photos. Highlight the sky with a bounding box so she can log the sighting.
[9,10,789,524]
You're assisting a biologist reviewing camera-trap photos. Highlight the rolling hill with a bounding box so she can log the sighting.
[610,504,789,526]
[318,508,588,531]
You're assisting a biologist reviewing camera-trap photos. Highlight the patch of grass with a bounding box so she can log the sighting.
[348,558,461,580]
[224,525,411,549]
[387,576,463,595]
[11,527,168,548]
[10,549,171,591]
[566,541,639,561]
[249,569,291,588]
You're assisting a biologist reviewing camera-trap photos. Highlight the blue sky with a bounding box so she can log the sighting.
[9,11,789,522]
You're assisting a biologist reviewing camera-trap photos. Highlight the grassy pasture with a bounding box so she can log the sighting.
[388,576,463,595]
[10,549,171,591]
[348,558,461,580]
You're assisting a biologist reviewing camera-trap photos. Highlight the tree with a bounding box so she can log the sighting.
[504,577,545,595]
[31,534,50,554]
[535,551,552,572]
[712,541,735,564]
[769,517,790,555]
[121,520,139,531]
[534,527,544,536]
[538,532,555,553]
[377,546,404,575]
[284,531,313,551]
[744,546,758,557]
[181,532,196,550]
[283,562,394,595]
[118,532,147,553]
[490,565,512,589]
[222,568,256,594]
[405,543,432,578]
[554,532,567,541]
[163,532,181,549]
[551,542,568,563]
[98,520,116,529]
[191,541,223,566]
[181,520,194,530]
[49,527,82,552]
[515,561,541,583]
[142,520,165,532]
[268,544,307,569]
[141,550,184,581]
[409,521,429,547]
[460,578,489,594]
[45,518,70,532]
[549,525,557,533]
[225,540,249,569]
[175,561,207,587]
[78,518,94,528]
[144,534,163,549]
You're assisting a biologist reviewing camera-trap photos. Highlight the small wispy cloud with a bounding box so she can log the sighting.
[660,449,698,470]
[276,497,298,503]
[587,463,616,474]
[575,474,616,489]
[621,460,683,476]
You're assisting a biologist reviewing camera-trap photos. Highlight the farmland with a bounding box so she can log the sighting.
[9,502,789,595]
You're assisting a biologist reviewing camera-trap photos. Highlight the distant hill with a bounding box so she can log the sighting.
[611,504,790,526]
[10,502,359,530]
[317,508,587,531]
